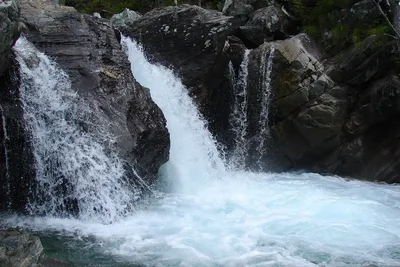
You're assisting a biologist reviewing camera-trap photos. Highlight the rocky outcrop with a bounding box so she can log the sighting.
[0,0,20,77]
[244,32,400,183]
[0,231,43,267]
[19,0,170,184]
[110,8,141,32]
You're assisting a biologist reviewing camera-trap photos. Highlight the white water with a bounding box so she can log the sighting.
[3,37,400,267]
[14,37,139,222]
[122,37,226,193]
[256,45,275,165]
[228,50,250,169]
[0,106,11,208]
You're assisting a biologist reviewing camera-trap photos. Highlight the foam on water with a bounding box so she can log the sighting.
[3,173,400,266]
[2,37,400,267]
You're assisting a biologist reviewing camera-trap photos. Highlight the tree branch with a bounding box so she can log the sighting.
[373,0,400,39]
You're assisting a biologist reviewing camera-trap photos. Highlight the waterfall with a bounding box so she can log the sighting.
[122,37,226,192]
[2,36,400,267]
[228,50,250,169]
[0,107,11,209]
[14,37,139,223]
[256,45,275,165]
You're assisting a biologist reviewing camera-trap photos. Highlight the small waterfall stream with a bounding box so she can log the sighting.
[0,106,11,208]
[228,49,250,168]
[256,45,275,165]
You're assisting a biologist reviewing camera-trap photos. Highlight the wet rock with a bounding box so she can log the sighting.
[0,0,20,77]
[0,58,36,212]
[0,231,43,267]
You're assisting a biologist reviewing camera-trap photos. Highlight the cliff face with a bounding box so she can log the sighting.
[113,0,400,183]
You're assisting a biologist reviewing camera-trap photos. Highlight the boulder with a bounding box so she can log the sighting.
[0,0,20,77]
[222,0,254,24]
[0,231,43,267]
[240,4,292,46]
[110,8,141,32]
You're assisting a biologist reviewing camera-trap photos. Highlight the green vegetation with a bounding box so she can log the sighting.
[65,0,222,15]
[64,0,392,49]
[290,0,391,49]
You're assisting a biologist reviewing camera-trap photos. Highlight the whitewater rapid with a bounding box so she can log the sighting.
[2,37,400,267]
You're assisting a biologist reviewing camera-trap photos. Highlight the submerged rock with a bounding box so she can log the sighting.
[0,231,43,267]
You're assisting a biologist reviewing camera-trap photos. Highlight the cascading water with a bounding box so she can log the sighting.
[2,37,400,267]
[228,50,250,169]
[122,37,226,193]
[0,106,11,208]
[256,45,275,165]
[14,37,140,222]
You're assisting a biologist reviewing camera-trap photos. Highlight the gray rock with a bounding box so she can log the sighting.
[0,0,19,77]
[222,0,254,24]
[110,8,141,32]
[240,5,292,46]
[0,231,43,267]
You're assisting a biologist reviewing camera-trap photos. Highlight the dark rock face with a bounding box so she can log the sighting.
[245,33,400,183]
[19,0,170,185]
[0,0,20,77]
[0,0,34,212]
[0,231,43,267]
[0,58,36,212]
